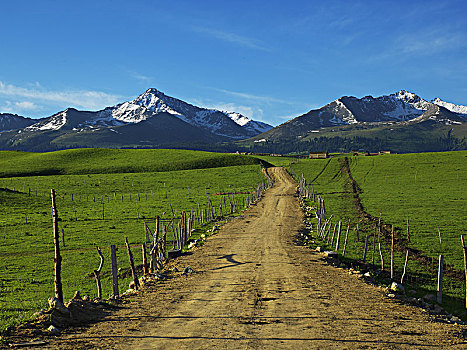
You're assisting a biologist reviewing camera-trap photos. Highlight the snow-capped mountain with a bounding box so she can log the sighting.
[20,88,272,140]
[0,88,273,150]
[95,88,272,139]
[257,90,465,141]
[25,108,123,131]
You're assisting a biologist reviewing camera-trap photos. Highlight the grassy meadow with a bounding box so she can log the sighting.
[0,149,267,331]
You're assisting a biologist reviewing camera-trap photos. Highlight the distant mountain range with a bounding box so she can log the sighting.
[253,90,466,142]
[0,89,465,153]
[0,88,273,151]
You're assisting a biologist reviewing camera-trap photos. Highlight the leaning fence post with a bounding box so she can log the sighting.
[401,250,409,284]
[94,247,104,299]
[51,189,63,303]
[125,236,140,290]
[142,243,148,275]
[342,220,350,257]
[110,245,119,298]
[437,255,444,304]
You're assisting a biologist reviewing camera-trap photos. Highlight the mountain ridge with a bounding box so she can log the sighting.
[1,88,273,139]
[253,90,466,142]
[0,89,465,152]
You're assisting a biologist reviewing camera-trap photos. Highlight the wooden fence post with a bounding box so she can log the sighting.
[142,243,148,275]
[144,222,149,243]
[401,250,409,284]
[94,247,104,299]
[110,245,119,298]
[372,225,377,265]
[342,220,350,257]
[437,254,444,304]
[390,225,394,280]
[51,189,63,303]
[363,235,369,262]
[461,235,467,310]
[124,236,140,290]
[378,243,384,271]
[335,221,342,251]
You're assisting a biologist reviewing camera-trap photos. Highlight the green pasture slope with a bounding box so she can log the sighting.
[284,151,467,315]
[0,148,261,177]
[0,149,267,331]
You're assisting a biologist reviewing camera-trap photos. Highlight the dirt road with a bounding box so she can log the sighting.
[50,167,466,349]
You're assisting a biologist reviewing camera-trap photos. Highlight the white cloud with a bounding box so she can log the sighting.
[0,81,123,111]
[193,26,271,52]
[14,101,38,110]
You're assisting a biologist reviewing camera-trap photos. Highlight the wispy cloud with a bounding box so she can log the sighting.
[193,26,271,52]
[0,100,40,115]
[396,30,466,56]
[129,71,152,82]
[369,28,467,62]
[193,100,259,119]
[209,87,291,104]
[0,81,123,111]
[14,101,38,110]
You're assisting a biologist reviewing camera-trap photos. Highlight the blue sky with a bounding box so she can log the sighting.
[1,0,466,126]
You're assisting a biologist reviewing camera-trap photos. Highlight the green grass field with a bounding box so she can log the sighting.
[349,151,467,269]
[0,149,267,331]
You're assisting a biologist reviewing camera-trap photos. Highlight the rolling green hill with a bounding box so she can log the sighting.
[0,148,265,178]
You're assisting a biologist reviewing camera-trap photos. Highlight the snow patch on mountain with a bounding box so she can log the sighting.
[380,90,432,121]
[335,99,358,124]
[224,111,272,134]
[226,112,250,126]
[431,98,467,115]
[26,110,68,131]
[390,90,432,110]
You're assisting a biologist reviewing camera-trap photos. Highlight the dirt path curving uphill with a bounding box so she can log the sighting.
[48,167,466,349]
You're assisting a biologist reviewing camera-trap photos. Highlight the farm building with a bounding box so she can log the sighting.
[309,151,329,159]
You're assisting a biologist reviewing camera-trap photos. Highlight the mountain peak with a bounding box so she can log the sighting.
[391,90,421,102]
[143,87,163,96]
